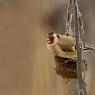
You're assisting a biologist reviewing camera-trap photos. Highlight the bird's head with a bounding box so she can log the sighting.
[47,32,60,45]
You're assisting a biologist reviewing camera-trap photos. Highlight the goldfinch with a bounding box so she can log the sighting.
[47,32,77,59]
[47,32,93,78]
[47,32,95,59]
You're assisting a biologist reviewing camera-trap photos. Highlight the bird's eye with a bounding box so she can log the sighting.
[57,34,60,39]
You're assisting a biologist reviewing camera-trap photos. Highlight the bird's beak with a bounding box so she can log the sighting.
[47,38,52,44]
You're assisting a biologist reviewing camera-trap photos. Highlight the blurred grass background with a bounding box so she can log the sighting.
[0,0,95,95]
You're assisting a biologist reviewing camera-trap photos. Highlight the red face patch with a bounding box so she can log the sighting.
[48,34,54,39]
[47,34,54,44]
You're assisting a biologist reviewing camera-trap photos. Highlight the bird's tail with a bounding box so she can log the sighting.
[82,42,95,52]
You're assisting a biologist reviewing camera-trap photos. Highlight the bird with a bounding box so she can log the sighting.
[47,32,77,59]
[47,32,95,58]
[47,32,95,78]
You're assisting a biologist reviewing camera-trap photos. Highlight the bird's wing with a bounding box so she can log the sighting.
[59,35,76,46]
[57,42,73,51]
[57,35,76,51]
